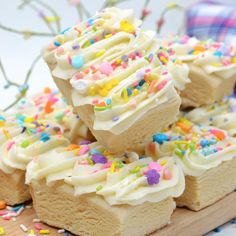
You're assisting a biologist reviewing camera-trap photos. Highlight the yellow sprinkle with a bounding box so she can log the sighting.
[95,49,106,58]
[120,20,134,33]
[111,79,119,86]
[116,58,122,65]
[212,62,222,67]
[0,227,5,235]
[55,35,65,44]
[160,160,168,166]
[0,120,5,127]
[39,229,50,234]
[25,117,34,123]
[122,88,129,103]
[160,56,168,64]
[133,89,139,96]
[99,19,105,25]
[232,57,236,63]
[99,88,108,97]
[179,117,192,126]
[110,163,116,173]
[3,129,11,140]
[29,229,35,234]
[88,86,97,96]
[105,33,112,39]
[104,82,113,91]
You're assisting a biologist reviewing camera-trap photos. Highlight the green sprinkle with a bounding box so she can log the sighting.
[96,185,103,191]
[175,148,184,157]
[130,166,141,174]
[21,140,30,148]
[54,112,65,121]
[94,106,107,111]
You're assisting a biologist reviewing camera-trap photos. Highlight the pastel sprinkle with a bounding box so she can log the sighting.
[149,162,163,172]
[153,133,169,144]
[92,154,107,164]
[21,140,30,148]
[146,169,160,185]
[112,116,119,122]
[79,145,90,155]
[34,223,42,230]
[99,62,113,75]
[39,229,50,234]
[163,169,172,180]
[71,55,84,69]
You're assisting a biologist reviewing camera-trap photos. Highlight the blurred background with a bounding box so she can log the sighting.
[0,0,236,110]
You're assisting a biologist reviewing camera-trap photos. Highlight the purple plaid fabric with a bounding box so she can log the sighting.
[186,0,236,45]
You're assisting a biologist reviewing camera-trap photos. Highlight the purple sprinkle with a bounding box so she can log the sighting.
[121,54,128,62]
[112,116,119,122]
[38,10,45,18]
[91,154,107,164]
[231,105,236,113]
[136,70,145,79]
[79,140,91,145]
[146,169,160,185]
[72,45,80,50]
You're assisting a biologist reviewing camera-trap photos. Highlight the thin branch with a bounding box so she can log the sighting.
[0,59,21,87]
[0,23,52,37]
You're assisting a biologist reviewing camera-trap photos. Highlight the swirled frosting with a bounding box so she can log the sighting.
[160,35,236,79]
[146,118,236,176]
[26,142,185,206]
[43,7,190,135]
[11,88,91,141]
[185,97,236,136]
[0,117,70,174]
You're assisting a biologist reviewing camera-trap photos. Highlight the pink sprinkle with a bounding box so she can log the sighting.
[75,72,83,80]
[149,162,163,172]
[99,62,114,75]
[163,169,172,180]
[155,79,168,91]
[79,160,89,165]
[222,59,231,66]
[79,145,90,155]
[90,65,96,72]
[68,55,72,64]
[94,36,100,42]
[101,162,112,169]
[3,216,11,220]
[122,62,127,68]
[57,47,64,55]
[6,141,15,151]
[34,223,42,230]
[0,212,7,216]
[216,146,223,151]
[92,99,99,104]
[145,68,151,73]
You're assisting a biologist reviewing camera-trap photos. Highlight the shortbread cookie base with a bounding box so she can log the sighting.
[176,157,236,211]
[181,64,236,108]
[30,180,175,236]
[0,169,31,205]
[53,76,181,153]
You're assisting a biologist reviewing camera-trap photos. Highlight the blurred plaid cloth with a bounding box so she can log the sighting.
[186,0,236,45]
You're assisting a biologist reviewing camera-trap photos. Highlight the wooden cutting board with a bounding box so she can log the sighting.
[1,192,236,236]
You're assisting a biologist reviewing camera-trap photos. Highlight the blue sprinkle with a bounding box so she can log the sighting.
[153,133,169,144]
[136,86,141,90]
[54,41,61,47]
[60,27,71,34]
[139,79,145,86]
[12,204,24,212]
[87,18,94,26]
[90,149,102,155]
[0,116,6,121]
[213,227,222,233]
[214,51,222,57]
[231,219,236,224]
[90,39,95,44]
[64,232,69,236]
[127,88,132,96]
[40,132,50,142]
[200,139,210,147]
[71,55,84,69]
[106,98,112,105]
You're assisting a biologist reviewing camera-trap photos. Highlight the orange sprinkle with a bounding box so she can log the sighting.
[147,80,157,93]
[210,129,225,140]
[144,74,151,84]
[66,144,80,151]
[44,87,52,94]
[193,45,206,52]
[0,200,6,210]
[44,101,54,114]
[176,122,192,133]
[96,101,106,107]
[83,69,90,74]
[148,142,156,154]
